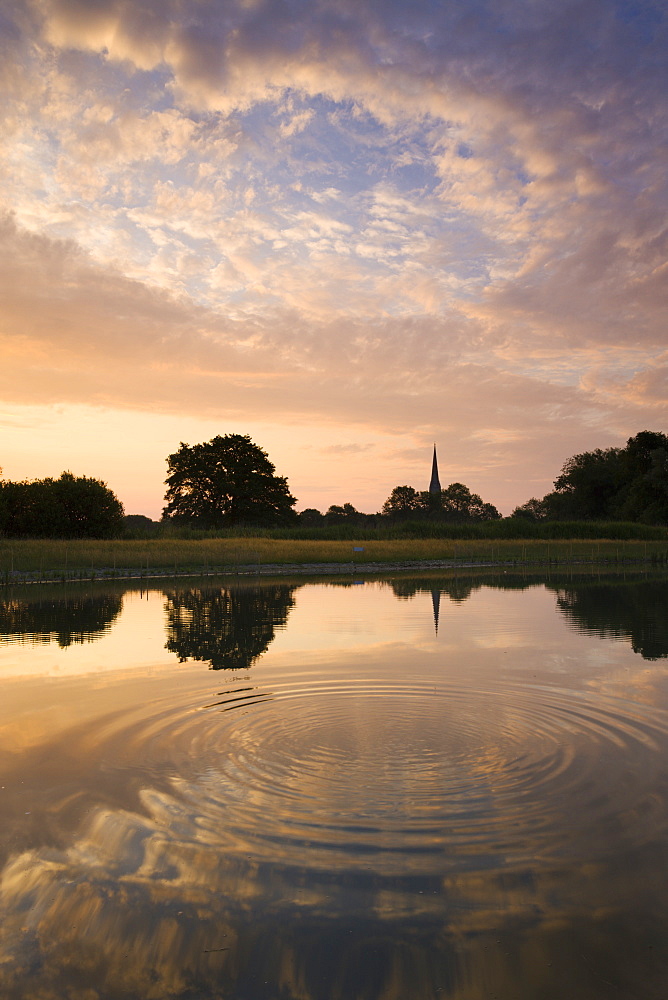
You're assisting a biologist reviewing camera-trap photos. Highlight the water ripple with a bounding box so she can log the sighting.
[96,674,668,876]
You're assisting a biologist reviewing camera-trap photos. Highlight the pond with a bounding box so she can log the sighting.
[1,569,667,999]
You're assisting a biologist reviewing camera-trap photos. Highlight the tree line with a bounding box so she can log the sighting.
[1,429,666,538]
[511,431,668,526]
[162,435,502,528]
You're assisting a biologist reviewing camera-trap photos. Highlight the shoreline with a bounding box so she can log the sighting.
[1,558,495,586]
[1,554,665,587]
[2,537,666,587]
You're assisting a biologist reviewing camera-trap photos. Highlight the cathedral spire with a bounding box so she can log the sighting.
[429,444,441,494]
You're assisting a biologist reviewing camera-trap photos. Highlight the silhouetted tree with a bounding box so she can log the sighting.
[440,483,501,521]
[0,472,124,538]
[123,514,161,538]
[511,497,548,521]
[381,482,500,522]
[297,508,325,526]
[324,503,360,524]
[381,485,422,517]
[614,431,668,524]
[162,434,297,528]
[521,431,668,524]
[549,447,623,519]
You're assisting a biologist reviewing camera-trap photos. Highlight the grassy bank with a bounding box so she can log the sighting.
[1,535,667,584]
[138,518,668,542]
[265,519,668,541]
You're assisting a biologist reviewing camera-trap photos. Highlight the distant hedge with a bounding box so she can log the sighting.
[150,518,668,542]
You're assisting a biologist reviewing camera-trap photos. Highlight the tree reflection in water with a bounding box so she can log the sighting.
[1,573,665,664]
[165,583,299,669]
[554,579,668,660]
[391,577,478,604]
[0,591,123,647]
[391,571,668,659]
[1,573,668,998]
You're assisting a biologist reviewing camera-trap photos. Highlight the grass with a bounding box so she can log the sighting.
[149,518,668,542]
[268,519,668,542]
[1,535,667,584]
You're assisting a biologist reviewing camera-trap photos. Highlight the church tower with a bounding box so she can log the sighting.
[429,444,441,494]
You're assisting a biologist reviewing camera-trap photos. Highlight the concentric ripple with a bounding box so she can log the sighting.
[97,673,668,876]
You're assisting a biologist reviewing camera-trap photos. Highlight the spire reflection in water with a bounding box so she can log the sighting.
[1,572,668,999]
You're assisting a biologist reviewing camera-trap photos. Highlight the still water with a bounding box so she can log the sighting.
[0,570,667,999]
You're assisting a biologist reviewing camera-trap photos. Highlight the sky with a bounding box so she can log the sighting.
[0,0,666,518]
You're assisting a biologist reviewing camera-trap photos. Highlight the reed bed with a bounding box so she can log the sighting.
[1,536,667,584]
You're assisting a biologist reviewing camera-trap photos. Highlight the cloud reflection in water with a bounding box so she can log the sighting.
[1,574,668,998]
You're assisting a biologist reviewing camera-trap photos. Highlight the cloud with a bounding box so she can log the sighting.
[0,0,665,511]
[0,204,665,515]
[321,443,373,455]
[6,1,666,337]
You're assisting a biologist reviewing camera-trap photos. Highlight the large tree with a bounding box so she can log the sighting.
[0,472,124,538]
[440,482,501,521]
[162,434,298,527]
[614,431,668,524]
[534,431,668,524]
[549,447,624,519]
[381,485,423,517]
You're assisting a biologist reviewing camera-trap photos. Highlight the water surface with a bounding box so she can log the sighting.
[1,570,667,999]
